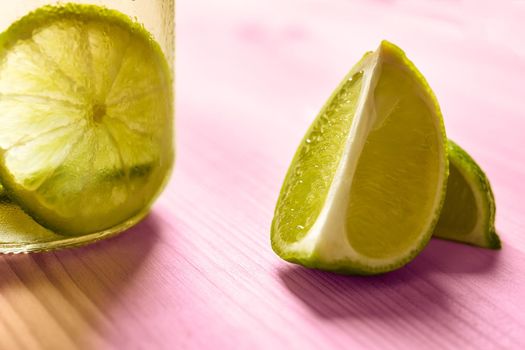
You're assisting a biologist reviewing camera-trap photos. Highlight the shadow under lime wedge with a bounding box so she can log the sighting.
[433,141,500,249]
[0,4,173,237]
[271,41,448,275]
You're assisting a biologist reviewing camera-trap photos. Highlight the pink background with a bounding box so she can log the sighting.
[2,0,525,348]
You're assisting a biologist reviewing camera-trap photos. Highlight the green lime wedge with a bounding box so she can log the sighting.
[0,4,173,236]
[433,141,500,249]
[271,41,448,275]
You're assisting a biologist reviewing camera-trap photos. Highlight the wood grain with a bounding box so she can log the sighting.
[2,0,525,349]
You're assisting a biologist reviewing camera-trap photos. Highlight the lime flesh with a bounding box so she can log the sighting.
[0,4,173,236]
[345,60,444,260]
[433,141,500,249]
[276,70,365,244]
[271,41,448,274]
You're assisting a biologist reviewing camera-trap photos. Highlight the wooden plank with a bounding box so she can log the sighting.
[2,0,525,348]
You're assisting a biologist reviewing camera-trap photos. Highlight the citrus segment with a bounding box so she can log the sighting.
[271,41,448,274]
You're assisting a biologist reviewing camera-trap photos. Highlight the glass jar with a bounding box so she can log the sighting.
[0,1,175,253]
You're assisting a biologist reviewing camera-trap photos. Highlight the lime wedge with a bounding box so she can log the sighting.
[0,4,173,236]
[271,41,448,274]
[433,141,500,249]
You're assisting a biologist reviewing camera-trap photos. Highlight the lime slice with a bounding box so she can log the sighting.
[0,183,4,198]
[0,4,173,236]
[271,41,448,274]
[433,141,500,249]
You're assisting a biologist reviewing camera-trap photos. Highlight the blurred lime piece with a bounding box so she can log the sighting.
[271,41,448,274]
[0,195,150,253]
[0,4,173,237]
[433,141,500,249]
[0,196,66,253]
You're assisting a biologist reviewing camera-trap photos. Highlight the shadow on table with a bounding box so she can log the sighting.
[0,211,167,347]
[417,237,502,274]
[278,238,501,321]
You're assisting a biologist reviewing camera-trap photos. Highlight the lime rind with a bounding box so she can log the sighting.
[433,141,500,249]
[271,41,448,275]
[0,4,174,237]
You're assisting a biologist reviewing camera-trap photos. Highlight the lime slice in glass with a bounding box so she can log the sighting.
[0,4,173,238]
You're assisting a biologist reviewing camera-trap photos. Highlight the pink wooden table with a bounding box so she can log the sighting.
[2,0,525,348]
